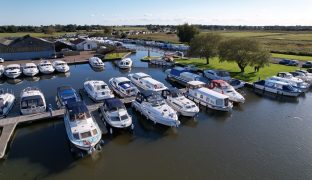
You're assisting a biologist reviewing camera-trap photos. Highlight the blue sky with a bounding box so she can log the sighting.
[1,0,311,25]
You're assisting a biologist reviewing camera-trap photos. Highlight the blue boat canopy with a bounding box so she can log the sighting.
[104,98,125,110]
[66,101,89,115]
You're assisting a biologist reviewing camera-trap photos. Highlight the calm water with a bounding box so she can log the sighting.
[1,48,312,180]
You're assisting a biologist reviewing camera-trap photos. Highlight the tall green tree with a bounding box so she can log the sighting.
[177,23,199,43]
[188,33,222,64]
[219,38,271,73]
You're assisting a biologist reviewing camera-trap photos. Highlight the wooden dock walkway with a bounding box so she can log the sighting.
[0,96,134,159]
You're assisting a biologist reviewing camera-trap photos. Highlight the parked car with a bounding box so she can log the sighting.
[302,61,312,68]
[203,70,231,81]
[0,58,4,63]
[279,59,291,65]
[287,60,299,66]
[307,68,312,73]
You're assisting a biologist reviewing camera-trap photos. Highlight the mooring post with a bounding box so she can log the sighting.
[48,104,53,117]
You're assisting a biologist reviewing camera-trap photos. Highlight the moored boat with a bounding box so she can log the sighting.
[128,72,167,92]
[4,64,22,79]
[0,90,15,118]
[185,81,233,112]
[38,60,55,74]
[132,90,180,127]
[84,80,114,101]
[162,88,199,117]
[20,87,46,115]
[207,80,245,103]
[64,101,102,154]
[89,57,104,69]
[117,58,132,69]
[253,79,302,97]
[166,67,203,86]
[52,60,70,73]
[22,63,39,77]
[99,98,134,134]
[109,77,139,98]
[56,86,81,108]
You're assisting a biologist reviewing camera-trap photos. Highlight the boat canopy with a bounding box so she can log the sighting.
[66,101,90,120]
[104,98,125,111]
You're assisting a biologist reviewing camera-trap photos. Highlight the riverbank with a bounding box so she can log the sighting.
[103,52,132,61]
[175,58,300,82]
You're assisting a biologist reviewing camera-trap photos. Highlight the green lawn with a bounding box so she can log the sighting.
[271,53,312,61]
[104,52,130,60]
[176,58,299,82]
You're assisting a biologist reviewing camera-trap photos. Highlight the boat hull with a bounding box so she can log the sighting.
[254,84,301,97]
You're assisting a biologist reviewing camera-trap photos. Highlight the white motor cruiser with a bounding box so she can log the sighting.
[0,65,4,78]
[117,58,132,69]
[132,90,180,127]
[162,89,199,117]
[52,60,70,73]
[20,87,46,115]
[253,79,302,97]
[207,80,245,103]
[128,72,167,92]
[84,80,114,101]
[0,90,15,118]
[109,77,139,98]
[38,60,55,74]
[89,57,105,69]
[185,81,233,112]
[4,64,22,79]
[64,101,102,153]
[22,63,39,76]
[99,98,134,134]
[270,75,309,92]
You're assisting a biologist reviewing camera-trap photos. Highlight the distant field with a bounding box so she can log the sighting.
[271,53,312,61]
[130,31,312,60]
[113,26,147,31]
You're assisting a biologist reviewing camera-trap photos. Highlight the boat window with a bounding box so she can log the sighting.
[21,96,44,109]
[147,94,165,107]
[120,114,128,121]
[80,131,92,139]
[216,99,223,106]
[173,102,183,109]
[111,116,120,121]
[92,129,98,135]
[70,112,91,121]
[200,95,204,99]
[73,133,80,139]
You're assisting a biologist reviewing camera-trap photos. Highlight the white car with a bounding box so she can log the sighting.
[204,70,231,81]
[0,58,4,63]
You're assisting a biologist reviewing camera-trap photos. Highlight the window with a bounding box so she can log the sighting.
[200,95,204,99]
[80,131,92,139]
[92,129,98,135]
[73,133,80,139]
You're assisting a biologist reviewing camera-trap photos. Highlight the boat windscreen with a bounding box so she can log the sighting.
[147,94,165,107]
[21,96,44,109]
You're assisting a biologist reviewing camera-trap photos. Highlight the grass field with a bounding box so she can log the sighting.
[129,31,312,60]
[176,58,299,82]
[104,52,130,60]
[271,53,312,61]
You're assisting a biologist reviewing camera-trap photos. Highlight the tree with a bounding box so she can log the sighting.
[44,26,56,34]
[103,26,112,35]
[188,33,222,64]
[219,38,271,73]
[176,23,199,43]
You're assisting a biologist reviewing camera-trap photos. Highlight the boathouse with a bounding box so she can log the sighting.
[0,35,55,60]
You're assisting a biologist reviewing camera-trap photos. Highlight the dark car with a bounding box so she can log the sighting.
[302,61,312,68]
[307,68,312,73]
[279,59,291,65]
[287,60,299,66]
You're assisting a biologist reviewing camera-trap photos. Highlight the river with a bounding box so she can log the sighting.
[0,47,312,180]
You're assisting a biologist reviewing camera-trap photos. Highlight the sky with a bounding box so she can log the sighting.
[0,0,311,26]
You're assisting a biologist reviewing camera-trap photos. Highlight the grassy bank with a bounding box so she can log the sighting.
[176,58,299,82]
[129,31,312,60]
[271,53,312,61]
[104,52,130,61]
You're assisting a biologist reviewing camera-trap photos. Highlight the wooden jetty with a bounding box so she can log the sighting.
[0,97,134,159]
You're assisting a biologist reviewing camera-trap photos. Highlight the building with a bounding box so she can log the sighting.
[0,35,55,60]
[71,38,98,51]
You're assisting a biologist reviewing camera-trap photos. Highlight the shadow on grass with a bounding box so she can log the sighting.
[230,72,258,82]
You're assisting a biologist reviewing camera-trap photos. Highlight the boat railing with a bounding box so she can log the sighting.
[21,87,42,93]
